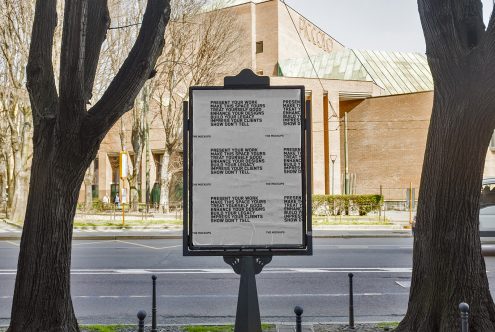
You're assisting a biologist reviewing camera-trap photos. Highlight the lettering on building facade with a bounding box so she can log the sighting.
[298,16,333,53]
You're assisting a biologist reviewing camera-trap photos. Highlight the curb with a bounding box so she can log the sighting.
[0,219,22,229]
[0,233,412,241]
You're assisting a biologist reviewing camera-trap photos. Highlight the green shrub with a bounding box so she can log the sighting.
[92,199,104,211]
[313,194,383,216]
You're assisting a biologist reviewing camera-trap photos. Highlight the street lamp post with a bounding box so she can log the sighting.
[330,154,337,195]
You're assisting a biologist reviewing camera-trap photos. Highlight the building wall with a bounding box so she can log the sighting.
[254,1,279,75]
[277,2,344,62]
[271,76,376,195]
[216,3,255,78]
[82,0,495,207]
[340,92,433,200]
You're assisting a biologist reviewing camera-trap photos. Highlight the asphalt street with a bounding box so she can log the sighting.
[1,238,494,325]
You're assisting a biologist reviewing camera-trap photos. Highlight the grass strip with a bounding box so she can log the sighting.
[80,325,132,332]
[376,321,400,329]
[181,324,275,332]
[74,219,182,228]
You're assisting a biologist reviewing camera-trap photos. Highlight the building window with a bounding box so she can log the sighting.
[153,153,163,182]
[92,157,99,199]
[108,155,120,184]
[256,41,263,54]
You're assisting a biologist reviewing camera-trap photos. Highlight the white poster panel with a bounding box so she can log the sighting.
[191,89,304,247]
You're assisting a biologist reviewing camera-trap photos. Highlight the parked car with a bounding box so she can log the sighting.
[480,177,495,242]
[412,178,495,242]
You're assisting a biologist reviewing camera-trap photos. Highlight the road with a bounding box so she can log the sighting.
[0,238,494,325]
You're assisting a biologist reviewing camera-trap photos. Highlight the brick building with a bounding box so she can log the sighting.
[81,0,495,205]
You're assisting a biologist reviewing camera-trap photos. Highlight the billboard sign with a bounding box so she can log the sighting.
[183,70,312,256]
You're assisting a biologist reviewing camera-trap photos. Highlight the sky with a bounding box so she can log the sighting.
[283,0,494,53]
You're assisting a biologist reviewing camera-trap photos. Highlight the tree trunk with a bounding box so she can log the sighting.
[83,161,94,211]
[10,167,29,223]
[159,152,170,213]
[128,154,141,212]
[0,155,7,217]
[396,2,495,330]
[130,106,144,212]
[8,131,94,332]
[397,94,495,331]
[10,134,32,224]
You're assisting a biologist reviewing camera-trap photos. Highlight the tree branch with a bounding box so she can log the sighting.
[84,0,110,104]
[83,0,171,142]
[418,0,484,64]
[58,0,87,129]
[26,0,58,127]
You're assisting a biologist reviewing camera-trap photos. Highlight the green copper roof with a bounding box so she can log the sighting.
[278,50,433,96]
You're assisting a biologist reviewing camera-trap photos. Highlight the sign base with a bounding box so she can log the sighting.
[224,256,272,332]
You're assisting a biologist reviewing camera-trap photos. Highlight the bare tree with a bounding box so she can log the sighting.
[397,1,495,331]
[92,0,149,211]
[152,0,241,211]
[0,0,34,223]
[7,1,170,331]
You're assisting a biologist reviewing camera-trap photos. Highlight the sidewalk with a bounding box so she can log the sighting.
[0,210,414,240]
[0,219,412,240]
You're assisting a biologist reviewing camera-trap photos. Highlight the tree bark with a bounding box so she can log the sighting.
[397,1,495,330]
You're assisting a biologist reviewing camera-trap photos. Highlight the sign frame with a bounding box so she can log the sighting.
[183,69,312,257]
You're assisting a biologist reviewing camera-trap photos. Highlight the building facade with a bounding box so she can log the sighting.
[81,0,495,205]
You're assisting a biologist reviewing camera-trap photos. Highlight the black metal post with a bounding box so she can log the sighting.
[224,256,272,332]
[459,302,469,332]
[294,306,303,332]
[348,273,354,329]
[137,310,146,332]
[152,275,157,332]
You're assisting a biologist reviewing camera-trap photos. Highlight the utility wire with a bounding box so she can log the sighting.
[108,22,141,30]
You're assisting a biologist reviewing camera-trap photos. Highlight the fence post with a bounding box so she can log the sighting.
[137,310,146,332]
[294,306,303,332]
[459,302,469,332]
[349,273,354,329]
[152,275,157,332]
[379,185,383,221]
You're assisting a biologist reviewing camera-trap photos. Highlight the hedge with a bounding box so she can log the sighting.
[313,194,383,216]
